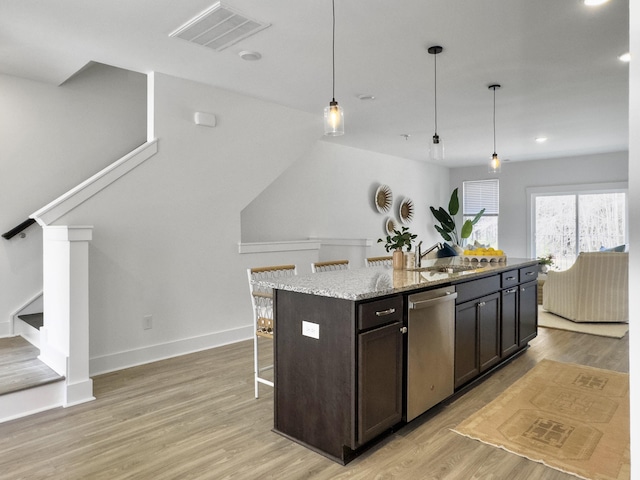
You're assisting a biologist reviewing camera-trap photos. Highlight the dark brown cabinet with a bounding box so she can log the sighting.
[358,320,403,444]
[454,265,538,390]
[274,290,403,464]
[501,286,519,357]
[519,280,538,345]
[454,292,500,389]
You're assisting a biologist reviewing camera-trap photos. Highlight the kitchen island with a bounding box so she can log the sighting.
[261,257,538,464]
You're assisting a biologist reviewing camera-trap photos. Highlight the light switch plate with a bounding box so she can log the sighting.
[302,321,320,339]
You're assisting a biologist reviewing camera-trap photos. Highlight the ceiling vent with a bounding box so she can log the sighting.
[169,2,270,52]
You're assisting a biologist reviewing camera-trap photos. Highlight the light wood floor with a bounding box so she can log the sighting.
[0,328,628,480]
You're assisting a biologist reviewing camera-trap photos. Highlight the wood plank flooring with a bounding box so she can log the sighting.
[0,328,629,480]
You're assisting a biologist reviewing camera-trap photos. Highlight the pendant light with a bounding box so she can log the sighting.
[488,84,501,174]
[324,0,344,136]
[428,46,444,161]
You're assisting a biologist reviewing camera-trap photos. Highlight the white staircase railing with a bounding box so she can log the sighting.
[22,138,159,410]
[30,139,158,226]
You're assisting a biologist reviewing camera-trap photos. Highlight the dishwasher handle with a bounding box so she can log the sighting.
[409,291,458,310]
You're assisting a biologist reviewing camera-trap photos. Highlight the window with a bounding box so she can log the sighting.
[530,184,627,270]
[463,179,499,247]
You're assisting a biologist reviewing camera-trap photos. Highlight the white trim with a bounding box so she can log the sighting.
[238,238,372,254]
[64,379,95,407]
[0,381,64,424]
[89,325,253,376]
[238,240,321,254]
[147,72,155,141]
[38,327,67,376]
[308,237,372,247]
[30,140,158,226]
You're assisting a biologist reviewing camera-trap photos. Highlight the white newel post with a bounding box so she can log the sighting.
[40,226,95,407]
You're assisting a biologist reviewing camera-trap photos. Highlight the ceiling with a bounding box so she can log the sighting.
[0,0,629,167]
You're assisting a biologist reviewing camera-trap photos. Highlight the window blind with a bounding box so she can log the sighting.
[463,179,499,215]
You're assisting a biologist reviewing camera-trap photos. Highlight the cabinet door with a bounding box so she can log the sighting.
[519,280,538,346]
[455,300,479,388]
[501,287,519,357]
[357,321,403,445]
[478,292,501,373]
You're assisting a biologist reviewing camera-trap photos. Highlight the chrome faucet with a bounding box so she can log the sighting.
[416,241,443,267]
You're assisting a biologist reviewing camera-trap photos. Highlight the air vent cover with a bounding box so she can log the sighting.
[169,2,270,52]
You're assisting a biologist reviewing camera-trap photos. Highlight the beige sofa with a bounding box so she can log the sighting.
[542,251,628,323]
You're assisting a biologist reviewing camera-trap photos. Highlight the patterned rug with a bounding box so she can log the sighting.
[453,359,630,480]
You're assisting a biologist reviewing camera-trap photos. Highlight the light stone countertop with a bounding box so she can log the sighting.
[258,257,538,301]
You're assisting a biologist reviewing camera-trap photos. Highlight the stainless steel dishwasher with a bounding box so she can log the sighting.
[406,286,457,421]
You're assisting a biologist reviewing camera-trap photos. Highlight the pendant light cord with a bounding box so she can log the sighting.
[493,85,497,155]
[433,52,438,135]
[492,86,496,154]
[332,0,336,102]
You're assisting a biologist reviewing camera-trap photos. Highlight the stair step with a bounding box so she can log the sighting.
[17,312,44,330]
[0,336,63,396]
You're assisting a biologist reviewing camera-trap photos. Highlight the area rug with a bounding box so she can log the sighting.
[538,306,628,338]
[453,359,630,480]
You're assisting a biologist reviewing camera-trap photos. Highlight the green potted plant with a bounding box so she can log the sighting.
[378,226,418,269]
[430,188,484,248]
[537,253,555,273]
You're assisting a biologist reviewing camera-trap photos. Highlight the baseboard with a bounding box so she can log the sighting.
[89,325,253,376]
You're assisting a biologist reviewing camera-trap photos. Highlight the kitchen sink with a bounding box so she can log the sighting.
[411,264,481,274]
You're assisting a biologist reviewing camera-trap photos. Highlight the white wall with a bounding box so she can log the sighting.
[0,63,146,335]
[449,151,628,258]
[241,141,451,261]
[57,73,322,373]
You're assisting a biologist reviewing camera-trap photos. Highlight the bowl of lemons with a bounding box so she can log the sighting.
[462,246,506,262]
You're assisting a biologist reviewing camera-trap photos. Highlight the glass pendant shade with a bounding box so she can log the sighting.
[430,134,444,161]
[489,153,501,173]
[324,100,344,136]
[488,84,501,174]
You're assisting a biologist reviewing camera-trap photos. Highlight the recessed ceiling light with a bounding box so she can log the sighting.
[582,0,610,6]
[535,137,548,143]
[618,52,631,63]
[239,50,262,61]
[358,94,376,101]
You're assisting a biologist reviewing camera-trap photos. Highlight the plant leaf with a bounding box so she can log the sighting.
[460,219,473,239]
[435,225,452,242]
[430,207,452,231]
[470,208,485,226]
[448,188,459,216]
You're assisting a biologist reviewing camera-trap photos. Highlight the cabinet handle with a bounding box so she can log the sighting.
[478,301,486,307]
[375,308,396,317]
[400,326,408,334]
[525,271,535,276]
[506,288,517,294]
[506,276,516,281]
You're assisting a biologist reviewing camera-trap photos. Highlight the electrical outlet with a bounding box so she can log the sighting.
[143,314,153,330]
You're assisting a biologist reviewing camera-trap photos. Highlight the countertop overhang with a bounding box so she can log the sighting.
[258,257,538,301]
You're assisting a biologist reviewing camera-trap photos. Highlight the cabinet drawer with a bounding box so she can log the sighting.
[358,296,403,331]
[519,265,538,283]
[501,270,519,288]
[456,275,501,304]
